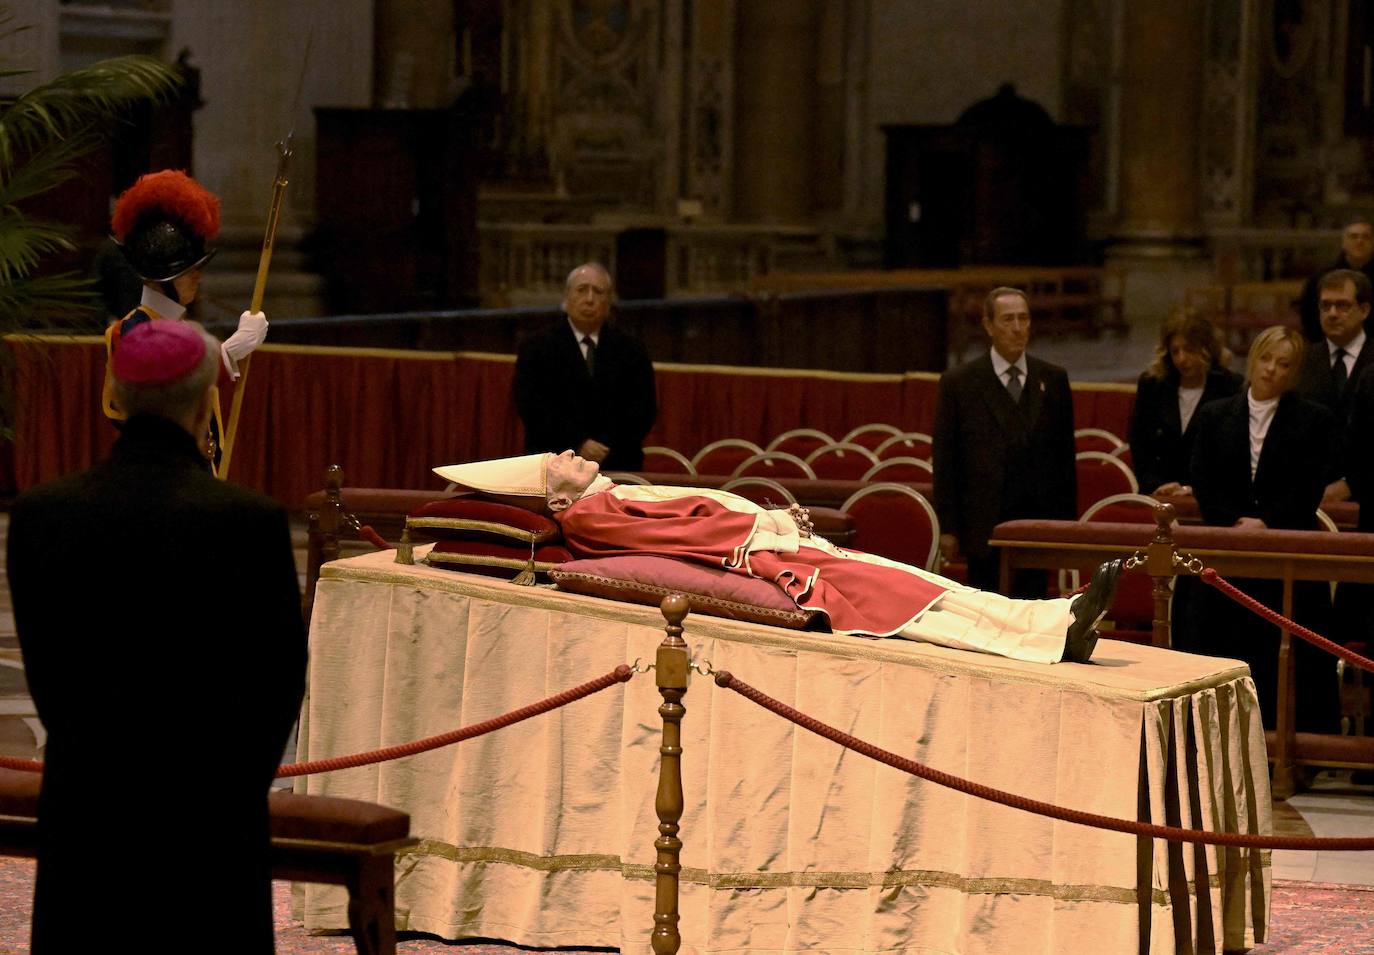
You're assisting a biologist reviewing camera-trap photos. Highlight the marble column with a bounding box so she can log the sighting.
[1114,0,1206,245]
[374,0,457,109]
[732,0,819,223]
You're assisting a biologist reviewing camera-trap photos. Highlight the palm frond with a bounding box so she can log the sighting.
[0,134,92,207]
[0,55,180,169]
[0,211,75,283]
[0,270,100,331]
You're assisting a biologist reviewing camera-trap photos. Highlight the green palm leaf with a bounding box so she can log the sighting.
[0,54,180,170]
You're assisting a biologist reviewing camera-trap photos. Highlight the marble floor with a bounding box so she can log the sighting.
[0,511,1370,891]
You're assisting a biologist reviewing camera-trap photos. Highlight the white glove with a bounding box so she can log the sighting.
[220,310,268,379]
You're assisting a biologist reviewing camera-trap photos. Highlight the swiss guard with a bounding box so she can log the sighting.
[102,169,269,470]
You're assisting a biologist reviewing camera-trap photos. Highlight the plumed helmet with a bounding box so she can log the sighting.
[111,170,221,283]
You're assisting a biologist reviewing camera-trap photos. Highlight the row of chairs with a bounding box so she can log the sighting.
[654,425,1135,480]
[645,443,934,483]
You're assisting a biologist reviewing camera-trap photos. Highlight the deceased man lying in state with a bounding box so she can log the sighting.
[435,451,1123,665]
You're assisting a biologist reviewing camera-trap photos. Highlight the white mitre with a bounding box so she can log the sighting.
[433,453,551,496]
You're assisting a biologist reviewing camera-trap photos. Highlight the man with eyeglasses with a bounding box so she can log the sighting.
[1298,217,1374,343]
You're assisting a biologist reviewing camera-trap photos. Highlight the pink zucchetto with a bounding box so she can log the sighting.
[112,320,207,386]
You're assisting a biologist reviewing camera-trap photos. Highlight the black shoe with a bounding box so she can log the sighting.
[1063,559,1125,663]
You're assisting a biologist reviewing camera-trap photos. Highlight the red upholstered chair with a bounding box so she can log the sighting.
[842,423,903,451]
[766,428,834,459]
[1074,427,1126,455]
[732,451,816,480]
[1075,451,1139,517]
[841,483,941,570]
[1110,443,1133,471]
[721,476,798,508]
[692,438,763,475]
[874,431,934,461]
[862,456,934,483]
[805,442,880,481]
[642,446,696,475]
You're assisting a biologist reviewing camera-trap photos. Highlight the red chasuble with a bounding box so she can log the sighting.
[557,491,949,637]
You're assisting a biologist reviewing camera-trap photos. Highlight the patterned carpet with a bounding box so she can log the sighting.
[0,858,1369,953]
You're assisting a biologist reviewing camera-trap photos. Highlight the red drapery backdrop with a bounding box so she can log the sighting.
[4,337,1136,509]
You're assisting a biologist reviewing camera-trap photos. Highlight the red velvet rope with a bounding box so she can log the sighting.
[0,666,634,778]
[714,670,1374,851]
[358,524,390,551]
[1199,568,1374,675]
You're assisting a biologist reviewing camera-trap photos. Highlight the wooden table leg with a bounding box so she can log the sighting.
[1271,572,1297,799]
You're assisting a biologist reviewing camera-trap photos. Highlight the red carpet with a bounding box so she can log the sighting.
[0,858,1367,953]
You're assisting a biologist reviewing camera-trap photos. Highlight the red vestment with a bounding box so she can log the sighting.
[557,491,949,636]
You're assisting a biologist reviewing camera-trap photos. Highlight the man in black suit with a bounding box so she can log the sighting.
[6,320,307,953]
[513,262,657,472]
[933,287,1077,595]
[1298,217,1374,342]
[1295,269,1371,504]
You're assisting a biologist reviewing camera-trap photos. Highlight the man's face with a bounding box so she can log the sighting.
[172,267,203,305]
[1318,279,1369,347]
[982,293,1031,363]
[1249,339,1297,401]
[563,267,612,335]
[545,449,600,510]
[1342,222,1374,268]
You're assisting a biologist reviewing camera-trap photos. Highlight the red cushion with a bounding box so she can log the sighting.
[551,556,820,629]
[408,498,562,543]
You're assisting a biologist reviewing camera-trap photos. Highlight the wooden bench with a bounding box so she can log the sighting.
[0,769,416,955]
[989,517,1374,796]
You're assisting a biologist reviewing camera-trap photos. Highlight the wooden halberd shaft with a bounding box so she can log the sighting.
[652,594,690,955]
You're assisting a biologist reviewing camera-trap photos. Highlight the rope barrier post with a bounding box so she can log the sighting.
[652,594,691,955]
[1273,570,1298,798]
[320,464,345,568]
[1145,501,1179,648]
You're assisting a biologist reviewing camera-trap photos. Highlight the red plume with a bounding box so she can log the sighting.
[111,170,221,242]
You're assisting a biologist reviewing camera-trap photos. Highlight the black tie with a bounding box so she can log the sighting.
[1332,348,1348,392]
[1006,365,1023,403]
[582,335,597,376]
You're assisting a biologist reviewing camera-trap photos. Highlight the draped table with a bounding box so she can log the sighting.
[295,548,1271,954]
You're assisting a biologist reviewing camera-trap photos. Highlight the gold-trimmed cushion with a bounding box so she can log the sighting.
[408,498,562,544]
[550,556,820,630]
[425,539,573,583]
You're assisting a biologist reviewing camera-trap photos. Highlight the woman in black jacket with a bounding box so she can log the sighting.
[1181,325,1339,732]
[1128,311,1242,495]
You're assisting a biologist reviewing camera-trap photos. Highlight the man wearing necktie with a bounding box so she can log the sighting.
[933,286,1077,595]
[513,262,658,471]
[1295,269,1371,507]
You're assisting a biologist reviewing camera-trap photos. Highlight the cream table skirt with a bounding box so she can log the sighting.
[294,548,1271,954]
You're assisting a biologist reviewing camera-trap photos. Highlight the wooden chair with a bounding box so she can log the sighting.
[840,483,941,570]
[1074,427,1125,455]
[874,431,934,461]
[732,451,816,480]
[765,428,834,459]
[642,446,696,475]
[805,442,880,481]
[862,456,934,483]
[842,423,903,451]
[721,476,798,508]
[691,438,763,475]
[1075,451,1139,517]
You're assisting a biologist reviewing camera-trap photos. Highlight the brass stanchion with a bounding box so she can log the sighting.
[1144,501,1179,648]
[652,594,690,955]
